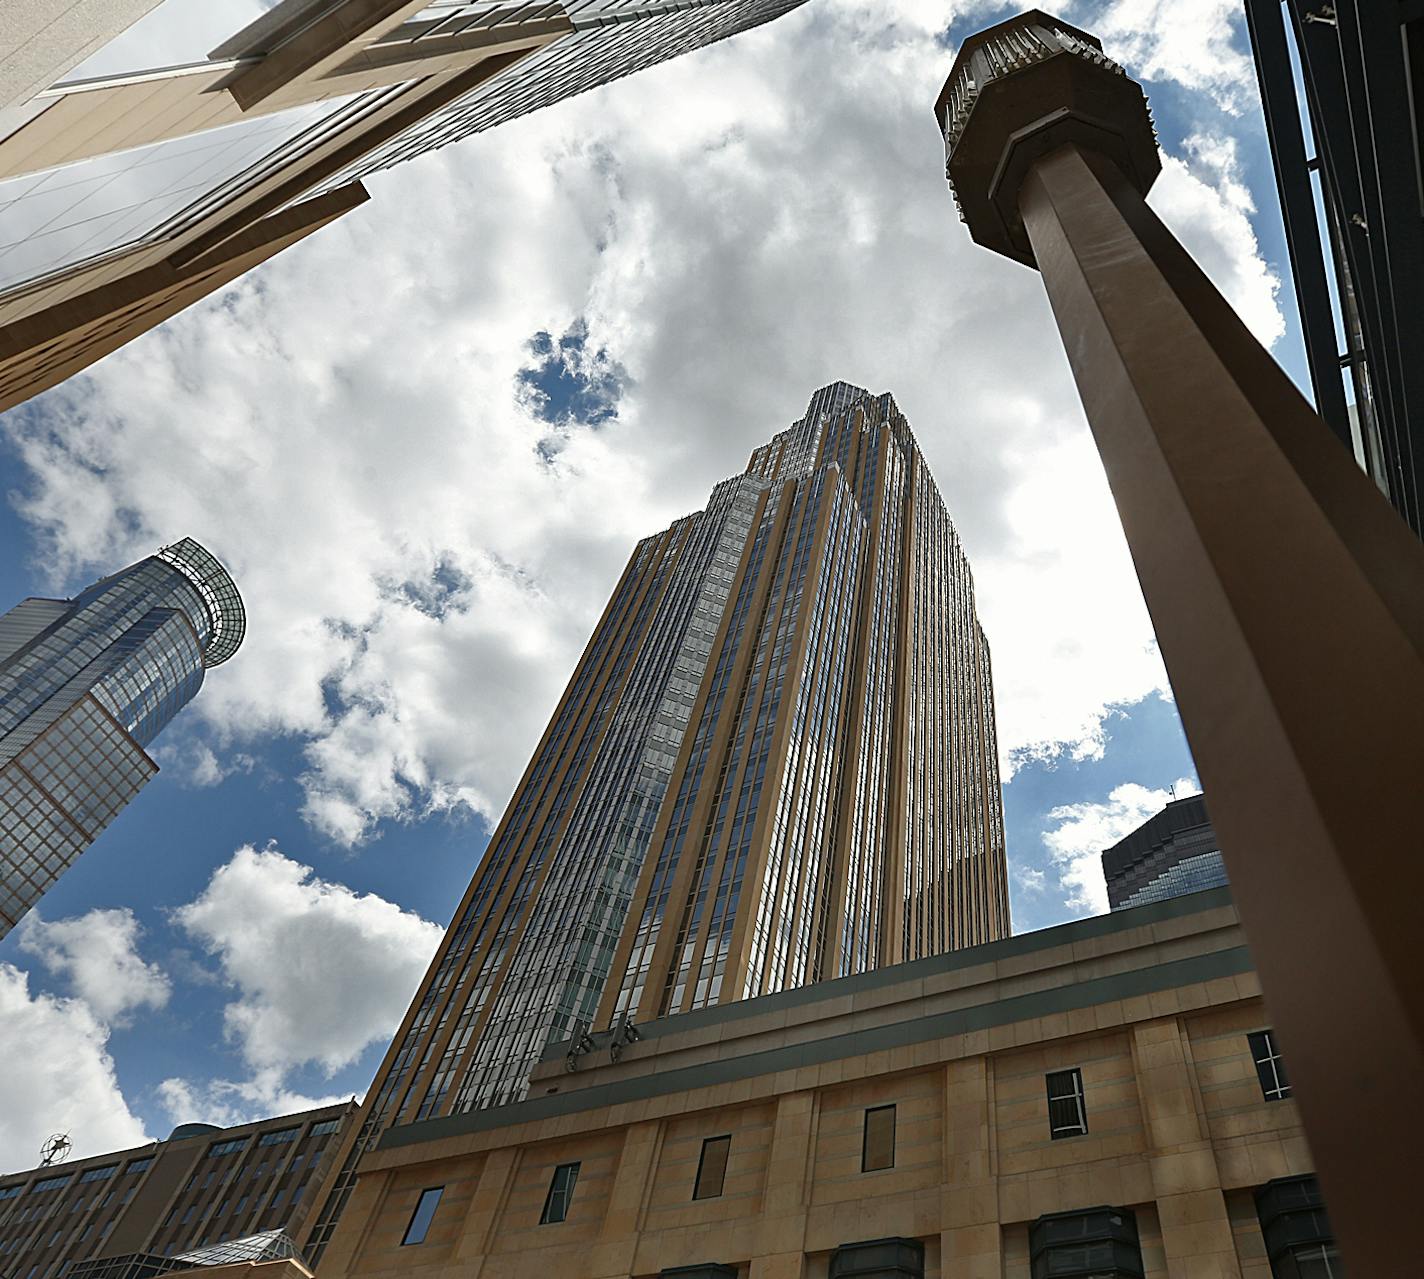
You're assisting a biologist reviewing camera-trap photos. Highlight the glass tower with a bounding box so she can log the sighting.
[0,538,245,938]
[0,0,808,415]
[302,382,1010,1262]
[1101,793,1228,911]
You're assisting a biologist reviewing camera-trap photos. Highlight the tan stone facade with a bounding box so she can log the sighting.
[314,888,1320,1278]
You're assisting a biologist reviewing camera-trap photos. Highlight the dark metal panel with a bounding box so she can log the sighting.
[1243,0,1352,446]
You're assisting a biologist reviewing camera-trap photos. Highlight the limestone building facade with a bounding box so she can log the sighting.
[312,888,1336,1279]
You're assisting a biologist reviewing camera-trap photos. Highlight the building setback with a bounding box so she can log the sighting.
[1101,793,1228,912]
[0,1103,357,1279]
[312,887,1339,1278]
[0,539,245,940]
[0,0,808,416]
[300,382,1009,1264]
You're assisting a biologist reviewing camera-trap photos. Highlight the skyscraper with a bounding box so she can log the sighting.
[1244,0,1423,538]
[1100,792,1228,912]
[301,381,1009,1262]
[0,538,244,938]
[0,0,808,415]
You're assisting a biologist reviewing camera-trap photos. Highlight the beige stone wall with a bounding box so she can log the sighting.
[323,993,1312,1279]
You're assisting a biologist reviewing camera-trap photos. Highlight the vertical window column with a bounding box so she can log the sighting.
[692,1137,730,1200]
[1248,1030,1293,1101]
[399,1187,443,1246]
[1045,1068,1088,1139]
[539,1163,580,1225]
[861,1105,896,1172]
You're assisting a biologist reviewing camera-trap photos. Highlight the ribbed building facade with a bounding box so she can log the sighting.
[0,1102,355,1279]
[302,382,1008,1262]
[0,539,244,938]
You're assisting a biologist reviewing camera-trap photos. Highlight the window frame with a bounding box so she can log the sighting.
[1045,1067,1089,1139]
[692,1135,731,1201]
[539,1162,580,1225]
[861,1104,897,1172]
[399,1186,444,1247]
[1248,1029,1292,1101]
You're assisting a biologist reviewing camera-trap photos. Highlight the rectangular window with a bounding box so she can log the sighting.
[400,1187,443,1247]
[693,1136,731,1200]
[540,1163,580,1225]
[861,1105,896,1172]
[1248,1029,1292,1101]
[258,1128,299,1147]
[1046,1068,1088,1139]
[308,1119,342,1137]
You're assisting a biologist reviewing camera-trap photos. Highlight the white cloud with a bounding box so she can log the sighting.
[155,1077,353,1133]
[17,908,171,1026]
[1083,0,1259,113]
[0,965,152,1171]
[1041,775,1202,914]
[170,845,443,1081]
[1150,133,1283,348]
[5,2,1284,839]
[1013,865,1047,893]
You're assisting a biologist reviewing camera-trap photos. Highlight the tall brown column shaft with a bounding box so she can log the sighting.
[1017,137,1424,1272]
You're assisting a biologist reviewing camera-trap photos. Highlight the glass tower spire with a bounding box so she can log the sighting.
[0,537,245,938]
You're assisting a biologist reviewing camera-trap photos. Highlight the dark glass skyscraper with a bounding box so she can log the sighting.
[0,538,244,938]
[1101,793,1227,912]
[303,382,1009,1262]
[1244,0,1423,537]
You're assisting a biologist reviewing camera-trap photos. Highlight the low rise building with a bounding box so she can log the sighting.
[314,887,1336,1278]
[0,1102,356,1279]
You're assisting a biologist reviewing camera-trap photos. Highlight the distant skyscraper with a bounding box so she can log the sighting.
[0,538,244,938]
[0,0,808,415]
[1101,792,1227,912]
[302,381,1009,1262]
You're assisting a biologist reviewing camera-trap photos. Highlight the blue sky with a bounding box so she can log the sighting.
[0,0,1304,1168]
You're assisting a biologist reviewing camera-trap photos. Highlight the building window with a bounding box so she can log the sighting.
[1248,1030,1292,1101]
[1255,1176,1342,1279]
[693,1136,731,1200]
[1029,1206,1143,1278]
[861,1104,896,1172]
[540,1163,580,1225]
[1046,1069,1088,1139]
[400,1187,443,1247]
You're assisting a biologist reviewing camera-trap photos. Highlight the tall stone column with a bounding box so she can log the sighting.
[934,11,1424,1275]
[1129,1019,1238,1277]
